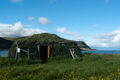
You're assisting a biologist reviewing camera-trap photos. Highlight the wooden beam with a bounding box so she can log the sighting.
[48,46,50,59]
[70,49,75,59]
[15,47,18,60]
[21,49,28,53]
[15,42,18,60]
[28,48,30,59]
[37,45,40,59]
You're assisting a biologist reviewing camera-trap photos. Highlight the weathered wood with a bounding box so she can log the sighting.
[69,49,77,59]
[28,48,30,59]
[15,47,18,60]
[37,45,40,59]
[70,49,75,59]
[48,46,50,59]
[15,42,18,60]
[21,49,28,53]
[18,52,20,59]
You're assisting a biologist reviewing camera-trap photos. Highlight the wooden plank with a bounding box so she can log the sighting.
[28,48,30,59]
[15,47,18,60]
[70,49,75,59]
[15,43,18,60]
[21,49,28,53]
[37,45,40,59]
[48,46,50,59]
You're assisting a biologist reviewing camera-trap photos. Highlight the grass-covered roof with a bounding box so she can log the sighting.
[8,33,80,60]
[17,33,76,45]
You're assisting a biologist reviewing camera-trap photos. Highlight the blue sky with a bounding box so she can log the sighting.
[0,0,120,49]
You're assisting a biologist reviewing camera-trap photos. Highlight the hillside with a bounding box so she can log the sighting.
[0,37,28,50]
[8,33,82,60]
[0,33,90,50]
[1,54,120,80]
[76,41,90,49]
[18,33,74,44]
[0,37,13,50]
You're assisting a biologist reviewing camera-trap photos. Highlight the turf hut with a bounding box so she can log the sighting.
[8,33,81,61]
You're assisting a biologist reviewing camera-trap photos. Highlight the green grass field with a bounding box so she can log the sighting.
[1,54,120,80]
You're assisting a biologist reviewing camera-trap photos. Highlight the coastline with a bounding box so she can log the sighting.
[0,49,9,51]
[80,48,96,51]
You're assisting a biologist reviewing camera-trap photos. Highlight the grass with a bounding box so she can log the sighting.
[1,53,120,80]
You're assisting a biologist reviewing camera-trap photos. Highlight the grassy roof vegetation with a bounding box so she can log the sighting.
[0,33,90,50]
[8,33,81,59]
[17,33,75,45]
[1,54,120,80]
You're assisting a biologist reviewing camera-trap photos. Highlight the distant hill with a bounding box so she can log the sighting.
[0,37,14,50]
[76,41,90,49]
[0,34,90,50]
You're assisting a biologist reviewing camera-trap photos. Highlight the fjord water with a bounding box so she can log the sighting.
[82,50,120,54]
[0,50,8,57]
[1,50,120,57]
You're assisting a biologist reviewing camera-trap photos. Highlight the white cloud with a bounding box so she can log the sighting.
[24,22,35,27]
[0,22,46,37]
[0,24,12,27]
[27,17,34,21]
[86,41,109,48]
[10,0,23,3]
[86,29,120,48]
[24,25,33,27]
[56,27,66,33]
[56,27,81,40]
[38,17,50,25]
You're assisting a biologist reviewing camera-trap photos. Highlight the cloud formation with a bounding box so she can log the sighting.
[0,22,46,37]
[56,27,82,41]
[10,0,23,3]
[86,29,120,49]
[56,27,80,37]
[27,17,34,21]
[38,17,50,25]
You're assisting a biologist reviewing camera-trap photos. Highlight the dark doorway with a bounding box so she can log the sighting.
[40,46,48,61]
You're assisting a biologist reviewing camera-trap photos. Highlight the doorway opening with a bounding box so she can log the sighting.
[40,46,50,61]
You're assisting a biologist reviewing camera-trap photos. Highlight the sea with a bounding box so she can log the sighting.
[0,50,9,57]
[82,50,120,54]
[1,50,120,57]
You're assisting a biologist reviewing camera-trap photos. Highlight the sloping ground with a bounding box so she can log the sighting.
[0,37,28,50]
[1,54,120,80]
[0,33,90,50]
[17,33,75,45]
[76,41,90,48]
[0,38,13,50]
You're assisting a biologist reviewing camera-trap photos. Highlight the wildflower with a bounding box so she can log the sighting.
[74,78,78,80]
[118,68,120,72]
[90,76,95,80]
[106,76,110,80]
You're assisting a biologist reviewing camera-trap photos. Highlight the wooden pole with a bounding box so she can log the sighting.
[48,46,50,59]
[18,52,20,59]
[15,43,18,60]
[15,47,18,60]
[37,45,40,59]
[70,49,75,59]
[28,48,30,59]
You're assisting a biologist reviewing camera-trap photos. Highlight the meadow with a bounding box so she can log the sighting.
[1,53,120,80]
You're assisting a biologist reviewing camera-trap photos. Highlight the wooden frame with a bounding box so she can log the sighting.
[48,46,50,59]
